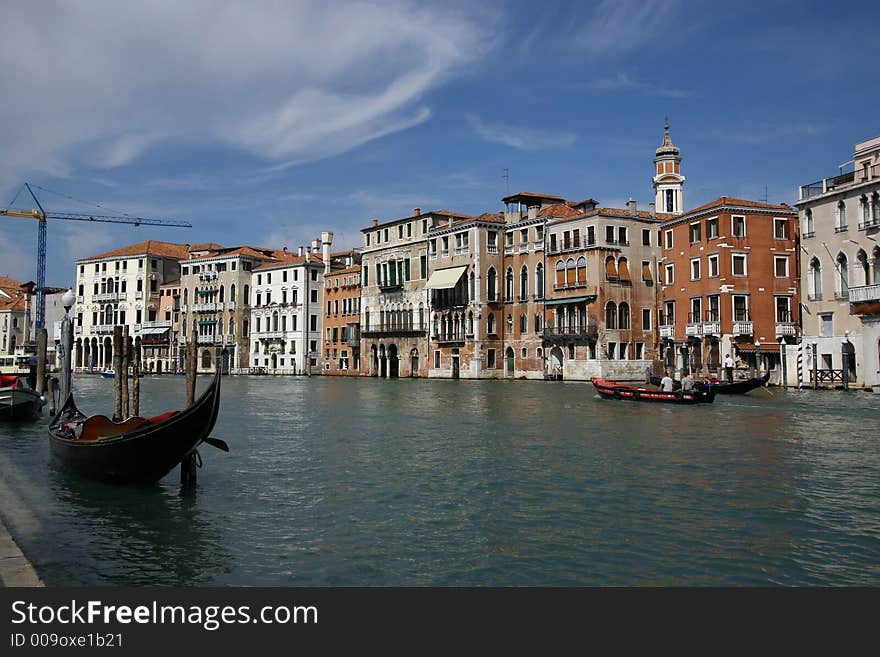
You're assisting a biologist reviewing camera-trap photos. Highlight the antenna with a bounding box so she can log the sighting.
[502,168,509,196]
[762,186,768,203]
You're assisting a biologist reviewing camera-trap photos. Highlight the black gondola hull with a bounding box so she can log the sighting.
[649,373,769,394]
[48,370,221,483]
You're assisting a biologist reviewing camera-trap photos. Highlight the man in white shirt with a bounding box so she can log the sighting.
[660,374,674,392]
[682,373,694,392]
[724,353,734,383]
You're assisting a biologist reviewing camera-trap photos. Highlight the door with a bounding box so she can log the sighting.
[452,355,460,379]
[505,347,515,378]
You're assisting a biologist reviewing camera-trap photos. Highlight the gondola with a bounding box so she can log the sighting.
[0,374,45,420]
[48,368,223,483]
[591,377,715,404]
[649,372,769,394]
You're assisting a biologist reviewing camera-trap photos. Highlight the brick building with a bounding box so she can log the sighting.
[322,246,362,375]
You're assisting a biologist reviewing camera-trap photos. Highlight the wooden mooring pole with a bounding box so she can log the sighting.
[35,329,47,396]
[181,330,198,488]
[132,336,141,417]
[121,327,131,419]
[113,326,123,421]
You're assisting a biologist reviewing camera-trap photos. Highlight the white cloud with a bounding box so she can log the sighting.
[589,72,691,98]
[0,1,489,190]
[577,0,682,55]
[467,115,577,151]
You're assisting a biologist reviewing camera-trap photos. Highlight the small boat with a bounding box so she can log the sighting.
[48,368,224,483]
[591,377,715,404]
[100,369,144,379]
[0,374,45,420]
[649,372,769,394]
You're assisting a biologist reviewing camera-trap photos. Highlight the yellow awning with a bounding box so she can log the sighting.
[424,266,468,290]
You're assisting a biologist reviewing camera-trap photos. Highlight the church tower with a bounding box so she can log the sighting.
[653,120,685,214]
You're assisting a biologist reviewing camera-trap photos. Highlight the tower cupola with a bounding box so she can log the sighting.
[652,120,685,214]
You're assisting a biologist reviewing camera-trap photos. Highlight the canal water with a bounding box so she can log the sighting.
[0,375,878,586]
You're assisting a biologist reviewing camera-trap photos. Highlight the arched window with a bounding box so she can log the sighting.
[836,200,847,229]
[861,195,870,224]
[555,260,565,287]
[857,249,869,286]
[536,262,544,299]
[566,258,576,286]
[804,208,814,235]
[617,257,630,283]
[873,247,880,285]
[469,272,475,301]
[809,257,822,299]
[243,285,250,304]
[534,313,542,333]
[487,267,497,301]
[219,285,225,302]
[467,311,473,335]
[618,302,630,329]
[183,288,188,305]
[605,302,617,329]
[230,284,236,304]
[487,313,496,334]
[520,266,528,301]
[272,312,279,331]
[520,313,527,333]
[418,303,424,330]
[605,255,618,280]
[873,192,880,223]
[576,256,587,284]
[837,252,848,296]
[505,267,514,301]
[229,318,234,335]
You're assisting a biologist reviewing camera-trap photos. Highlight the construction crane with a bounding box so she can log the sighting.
[1,182,192,330]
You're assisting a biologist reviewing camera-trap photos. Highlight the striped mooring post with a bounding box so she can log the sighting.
[797,342,804,388]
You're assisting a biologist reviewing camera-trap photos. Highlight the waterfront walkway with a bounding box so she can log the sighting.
[0,514,43,587]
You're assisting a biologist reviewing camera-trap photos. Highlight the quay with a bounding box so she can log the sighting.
[0,513,43,587]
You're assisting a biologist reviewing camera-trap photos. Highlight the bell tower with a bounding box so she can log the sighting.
[653,120,685,214]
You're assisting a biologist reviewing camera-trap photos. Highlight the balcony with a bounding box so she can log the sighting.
[94,292,124,302]
[733,321,753,335]
[74,326,83,334]
[197,334,218,344]
[518,242,529,253]
[258,331,284,339]
[659,325,674,338]
[76,295,83,303]
[533,239,544,251]
[135,291,143,300]
[858,218,880,231]
[91,324,114,334]
[378,283,403,293]
[541,326,597,339]
[799,165,880,200]
[849,283,880,304]
[361,325,427,338]
[453,247,470,256]
[504,245,514,255]
[141,320,172,329]
[486,245,498,255]
[701,321,720,336]
[834,225,848,233]
[441,249,449,258]
[775,322,798,337]
[227,301,235,311]
[685,323,702,337]
[346,323,361,347]
[193,302,219,312]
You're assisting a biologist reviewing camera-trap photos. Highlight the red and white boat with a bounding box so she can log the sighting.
[591,377,715,404]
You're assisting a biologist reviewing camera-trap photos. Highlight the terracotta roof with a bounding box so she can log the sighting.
[252,253,324,272]
[188,242,225,252]
[538,203,582,219]
[502,191,565,203]
[684,196,794,216]
[0,275,26,292]
[81,240,191,262]
[548,206,674,225]
[473,212,505,223]
[185,244,285,262]
[327,264,362,276]
[0,291,26,312]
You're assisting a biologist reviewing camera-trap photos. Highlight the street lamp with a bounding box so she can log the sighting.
[755,340,761,375]
[58,288,76,402]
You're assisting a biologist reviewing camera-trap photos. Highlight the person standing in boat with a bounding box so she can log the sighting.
[660,373,674,392]
[724,353,734,383]
[681,373,694,393]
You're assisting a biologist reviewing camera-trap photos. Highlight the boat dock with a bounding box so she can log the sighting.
[0,513,43,587]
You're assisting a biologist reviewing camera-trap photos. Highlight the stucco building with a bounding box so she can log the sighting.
[322,246,362,376]
[797,134,880,389]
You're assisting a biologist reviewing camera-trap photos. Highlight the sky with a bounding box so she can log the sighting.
[1,0,878,287]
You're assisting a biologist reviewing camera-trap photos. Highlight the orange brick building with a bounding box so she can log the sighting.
[658,197,800,376]
[323,252,362,375]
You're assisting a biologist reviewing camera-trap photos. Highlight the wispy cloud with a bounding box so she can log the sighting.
[703,121,828,145]
[589,72,692,98]
[0,1,491,190]
[467,115,577,151]
[576,0,682,55]
[350,190,443,218]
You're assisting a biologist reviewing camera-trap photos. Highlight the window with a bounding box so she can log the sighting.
[618,302,630,329]
[635,343,644,360]
[487,349,496,368]
[708,254,719,277]
[549,234,557,252]
[690,297,702,324]
[384,228,389,242]
[311,289,318,303]
[434,350,440,369]
[607,342,616,360]
[605,302,617,329]
[398,225,403,239]
[836,252,848,297]
[430,239,437,257]
[837,201,848,230]
[606,225,616,244]
[664,230,673,249]
[520,266,528,301]
[665,263,674,285]
[706,217,719,239]
[642,229,651,246]
[663,301,674,326]
[774,218,790,239]
[690,258,701,280]
[732,254,747,276]
[366,233,371,247]
[420,255,427,279]
[707,295,719,322]
[689,222,701,243]
[536,263,544,299]
[642,308,651,331]
[487,313,496,334]
[487,268,497,301]
[665,189,675,213]
[505,268,514,301]
[618,226,628,245]
[732,215,746,237]
[519,314,527,333]
[774,256,789,278]
[422,219,428,233]
[733,295,749,322]
[775,296,792,323]
[819,313,833,337]
[641,261,652,284]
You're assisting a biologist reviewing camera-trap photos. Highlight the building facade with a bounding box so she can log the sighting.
[0,277,29,373]
[323,246,362,375]
[137,279,180,374]
[659,197,800,380]
[73,241,189,372]
[797,134,880,389]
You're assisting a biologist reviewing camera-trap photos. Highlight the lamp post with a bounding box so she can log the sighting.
[841,331,850,391]
[779,337,787,389]
[754,340,761,376]
[59,288,76,403]
[812,341,818,389]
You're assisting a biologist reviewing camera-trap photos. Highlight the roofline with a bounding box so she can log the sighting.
[661,203,797,227]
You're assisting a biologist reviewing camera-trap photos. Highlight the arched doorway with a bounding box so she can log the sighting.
[202,349,213,371]
[371,345,379,377]
[103,337,112,370]
[410,349,419,377]
[505,347,515,378]
[550,346,564,380]
[156,360,162,374]
[379,345,387,377]
[271,353,278,370]
[452,349,460,379]
[388,344,399,378]
[221,349,230,374]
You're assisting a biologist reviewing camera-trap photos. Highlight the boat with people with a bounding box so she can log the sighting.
[48,367,225,483]
[648,372,769,394]
[100,369,144,379]
[591,377,715,404]
[0,374,45,420]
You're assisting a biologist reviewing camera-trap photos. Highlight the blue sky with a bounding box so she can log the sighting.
[1,0,878,287]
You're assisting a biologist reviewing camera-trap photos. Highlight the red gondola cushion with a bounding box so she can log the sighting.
[147,411,179,424]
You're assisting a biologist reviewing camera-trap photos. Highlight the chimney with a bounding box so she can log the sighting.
[298,245,304,257]
[648,202,656,218]
[627,199,637,217]
[311,239,319,253]
[372,218,379,227]
[321,231,333,275]
[413,208,421,216]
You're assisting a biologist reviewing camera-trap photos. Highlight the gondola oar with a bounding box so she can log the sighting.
[202,436,229,452]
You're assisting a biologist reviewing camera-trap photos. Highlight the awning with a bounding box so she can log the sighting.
[734,342,757,353]
[424,266,467,290]
[140,327,169,335]
[545,295,595,306]
[618,259,631,282]
[642,262,653,281]
[605,257,618,279]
